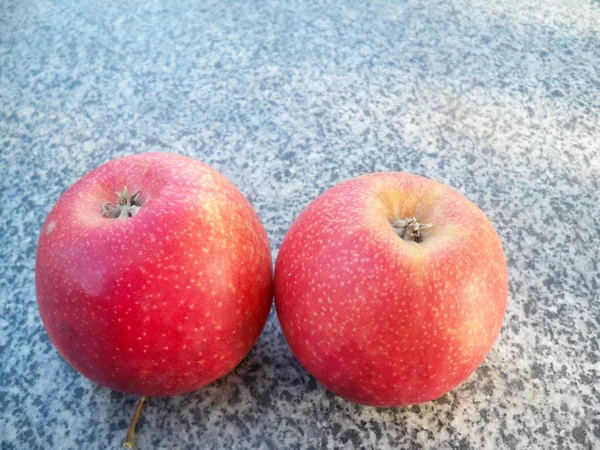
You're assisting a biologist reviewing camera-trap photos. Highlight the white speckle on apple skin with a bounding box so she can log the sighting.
[45,220,56,234]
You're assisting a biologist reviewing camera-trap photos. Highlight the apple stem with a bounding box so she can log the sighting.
[122,396,147,449]
[391,217,433,243]
[103,186,143,219]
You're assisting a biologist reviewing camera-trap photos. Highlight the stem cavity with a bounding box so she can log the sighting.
[102,187,143,219]
[391,217,433,243]
[122,396,147,449]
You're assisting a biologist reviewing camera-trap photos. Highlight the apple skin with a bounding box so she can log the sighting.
[36,153,272,397]
[274,173,508,406]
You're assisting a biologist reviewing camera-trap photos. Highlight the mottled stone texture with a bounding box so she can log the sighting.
[1,0,599,449]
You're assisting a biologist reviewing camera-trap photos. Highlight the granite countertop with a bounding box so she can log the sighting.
[1,0,599,449]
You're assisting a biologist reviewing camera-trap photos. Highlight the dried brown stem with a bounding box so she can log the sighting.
[122,396,147,449]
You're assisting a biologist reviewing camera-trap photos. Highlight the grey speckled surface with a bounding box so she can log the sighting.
[1,0,599,449]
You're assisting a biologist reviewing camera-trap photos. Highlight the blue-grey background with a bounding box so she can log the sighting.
[1,0,599,449]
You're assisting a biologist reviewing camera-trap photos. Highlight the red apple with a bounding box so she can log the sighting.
[274,173,507,406]
[36,152,272,397]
